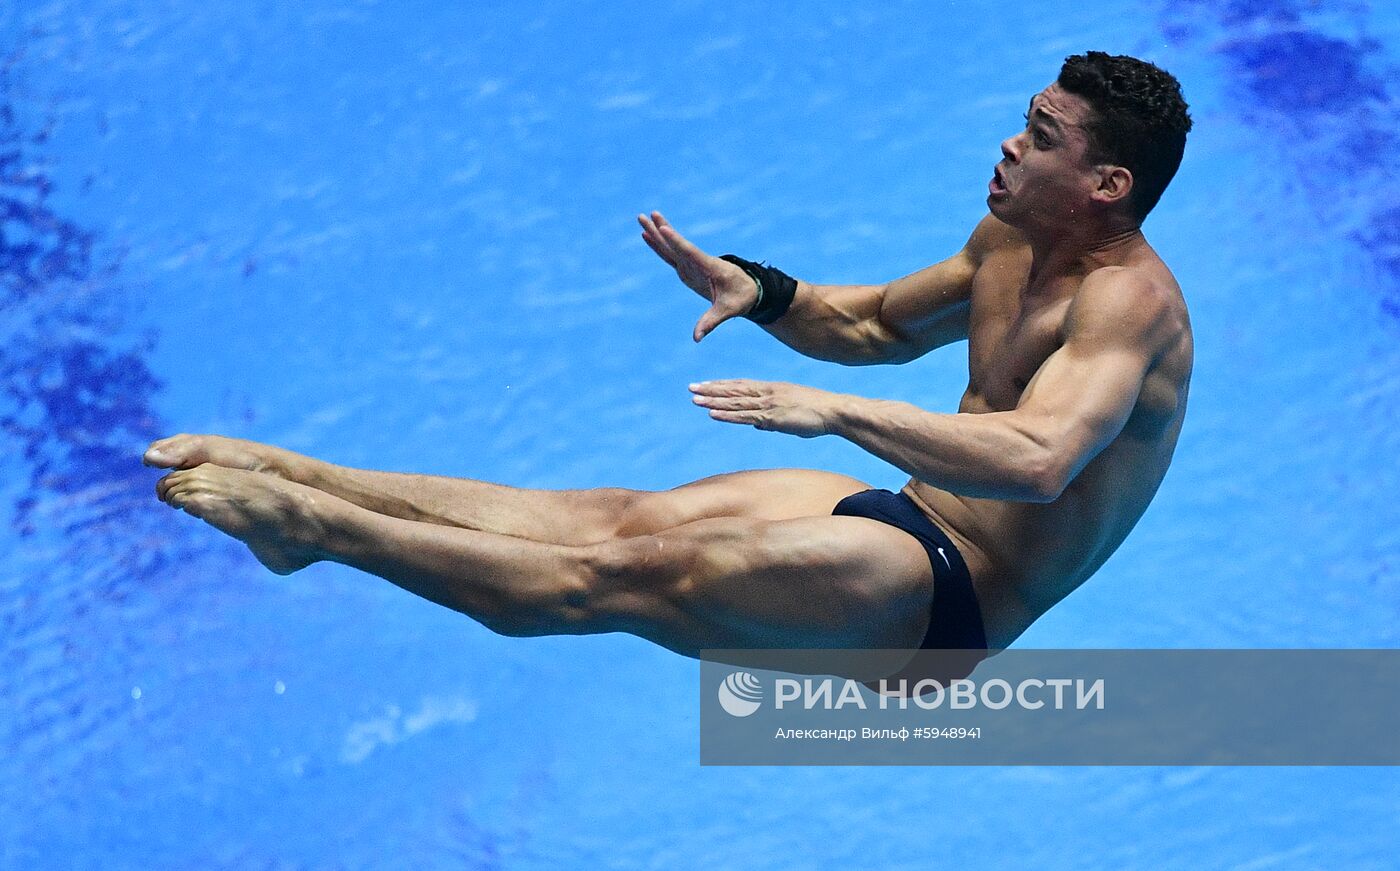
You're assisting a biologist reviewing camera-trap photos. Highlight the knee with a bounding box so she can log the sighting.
[578,534,703,624]
[566,487,651,542]
[586,535,684,592]
[479,557,595,639]
[596,521,757,596]
[613,487,708,538]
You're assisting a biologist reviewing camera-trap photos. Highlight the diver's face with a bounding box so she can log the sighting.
[988,82,1101,228]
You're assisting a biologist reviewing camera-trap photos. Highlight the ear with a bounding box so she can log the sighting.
[1091,165,1133,207]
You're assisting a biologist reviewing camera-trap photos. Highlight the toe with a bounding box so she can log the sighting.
[144,433,203,468]
[144,436,179,467]
[156,468,192,502]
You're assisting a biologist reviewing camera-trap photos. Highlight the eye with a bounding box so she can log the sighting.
[1022,113,1049,146]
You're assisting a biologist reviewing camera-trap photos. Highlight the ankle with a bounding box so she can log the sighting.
[275,450,323,485]
[285,484,340,562]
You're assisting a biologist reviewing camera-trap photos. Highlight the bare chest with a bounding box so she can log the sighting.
[964,267,1071,411]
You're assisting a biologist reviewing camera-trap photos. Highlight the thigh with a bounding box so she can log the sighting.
[590,513,936,662]
[615,468,874,537]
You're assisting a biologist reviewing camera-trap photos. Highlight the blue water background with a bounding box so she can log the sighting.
[3,0,1399,867]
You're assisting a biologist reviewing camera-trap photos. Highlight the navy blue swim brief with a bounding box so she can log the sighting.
[831,488,987,691]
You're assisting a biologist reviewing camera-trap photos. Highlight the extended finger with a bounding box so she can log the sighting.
[688,379,762,397]
[639,216,682,269]
[637,213,669,247]
[640,226,678,268]
[692,393,763,411]
[639,212,677,246]
[706,409,767,428]
[656,221,709,264]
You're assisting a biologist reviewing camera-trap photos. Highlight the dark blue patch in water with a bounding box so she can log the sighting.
[1217,0,1301,28]
[0,54,247,817]
[1223,30,1384,113]
[0,66,167,538]
[1159,0,1400,322]
[1338,123,1389,166]
[1162,0,1303,33]
[1354,204,1400,317]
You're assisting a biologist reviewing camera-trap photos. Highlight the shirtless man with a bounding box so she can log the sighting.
[145,52,1193,687]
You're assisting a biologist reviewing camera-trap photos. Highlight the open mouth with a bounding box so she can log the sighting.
[989,168,1009,196]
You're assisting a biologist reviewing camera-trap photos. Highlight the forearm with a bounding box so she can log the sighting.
[760,280,899,366]
[826,396,1055,501]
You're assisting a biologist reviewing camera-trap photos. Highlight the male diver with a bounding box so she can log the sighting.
[146,53,1193,689]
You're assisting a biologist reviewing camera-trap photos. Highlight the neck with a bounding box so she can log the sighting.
[1023,217,1143,289]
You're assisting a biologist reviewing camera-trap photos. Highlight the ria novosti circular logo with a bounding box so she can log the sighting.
[718,671,763,717]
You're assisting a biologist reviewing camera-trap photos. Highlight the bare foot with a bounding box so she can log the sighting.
[156,464,328,574]
[144,433,302,480]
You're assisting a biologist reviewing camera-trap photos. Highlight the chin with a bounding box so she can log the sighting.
[986,196,1021,225]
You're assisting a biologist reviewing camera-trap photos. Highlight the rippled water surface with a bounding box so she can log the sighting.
[3,1,1399,867]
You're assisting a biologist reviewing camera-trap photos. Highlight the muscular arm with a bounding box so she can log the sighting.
[763,214,1013,366]
[827,268,1177,500]
[641,211,1012,365]
[693,267,1178,501]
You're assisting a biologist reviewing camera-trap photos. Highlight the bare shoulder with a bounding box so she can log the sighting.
[1067,264,1187,352]
[1063,261,1194,431]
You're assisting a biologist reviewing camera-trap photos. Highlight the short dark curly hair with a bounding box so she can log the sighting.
[1057,52,1192,221]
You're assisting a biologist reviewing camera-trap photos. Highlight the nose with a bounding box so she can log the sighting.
[1000,134,1021,164]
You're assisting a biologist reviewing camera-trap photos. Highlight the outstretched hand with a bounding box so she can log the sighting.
[638,211,759,342]
[689,379,842,439]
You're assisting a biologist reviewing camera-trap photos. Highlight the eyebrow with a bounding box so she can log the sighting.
[1025,97,1064,133]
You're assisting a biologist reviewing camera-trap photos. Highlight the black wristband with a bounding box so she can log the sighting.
[719,254,798,325]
